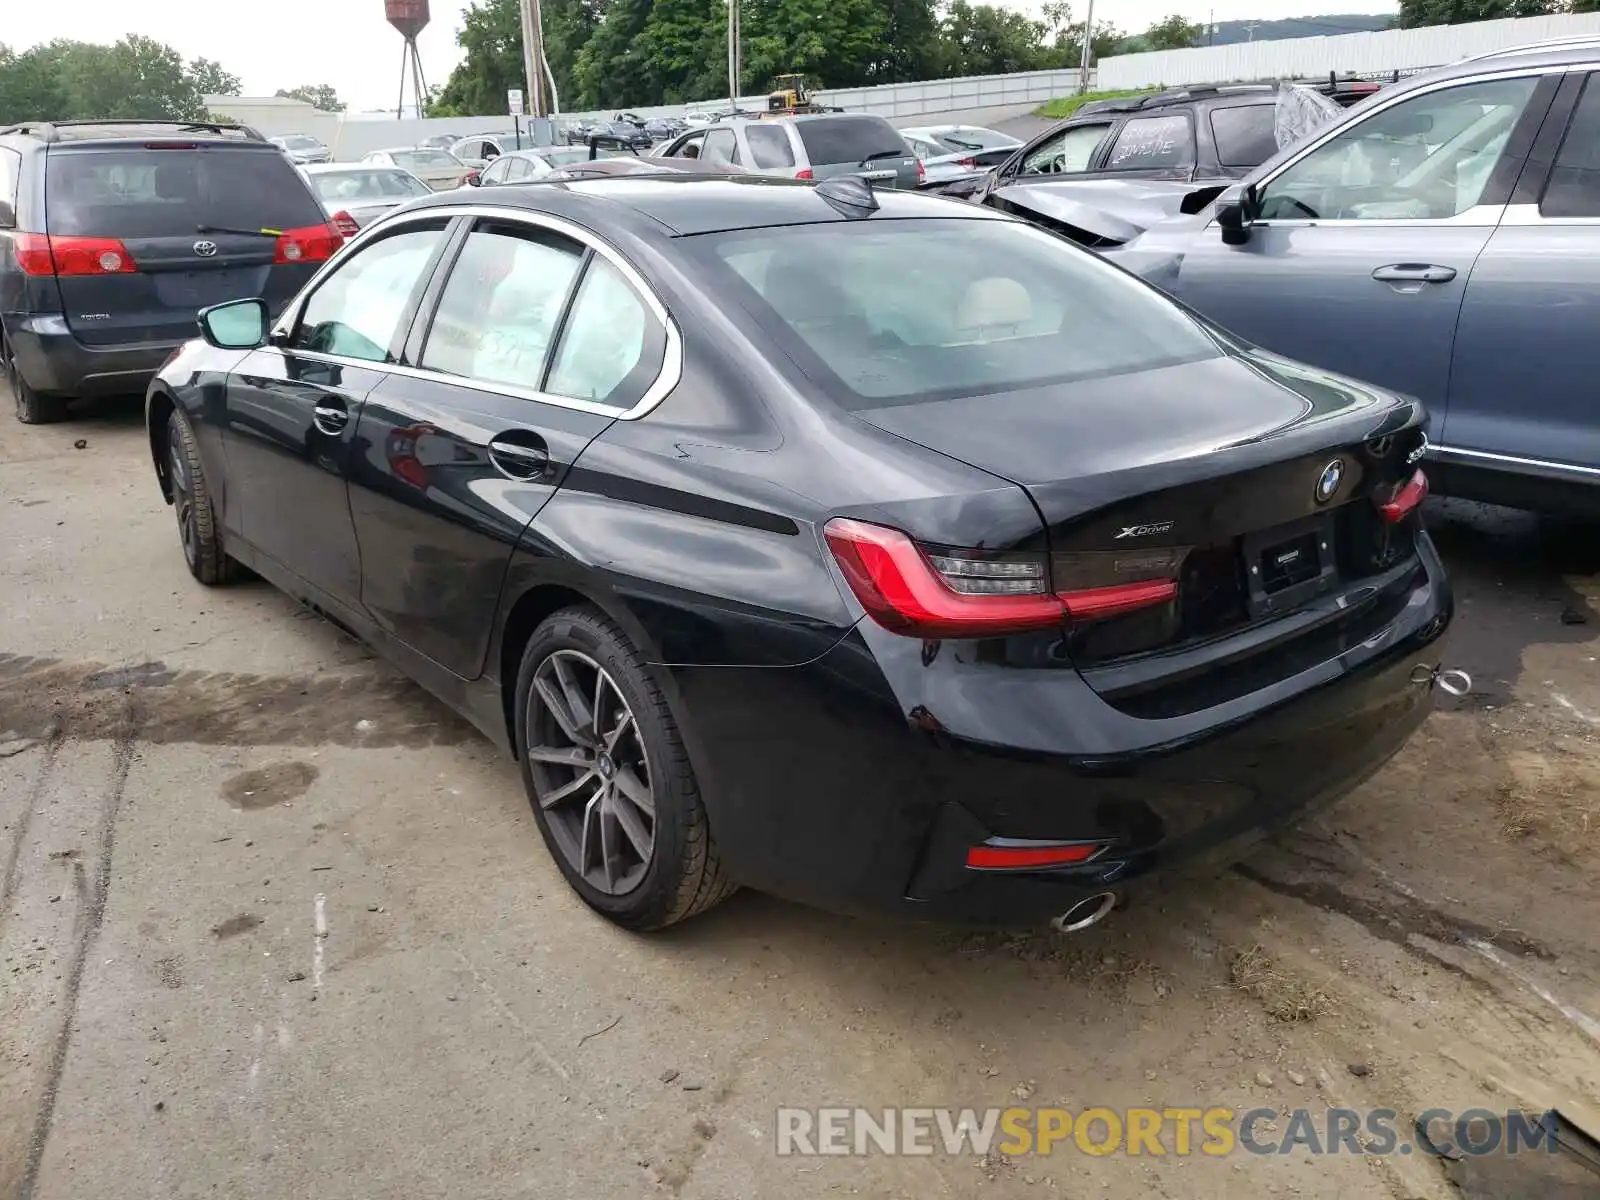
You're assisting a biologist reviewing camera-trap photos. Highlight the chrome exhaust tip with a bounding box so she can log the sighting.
[1050,891,1118,934]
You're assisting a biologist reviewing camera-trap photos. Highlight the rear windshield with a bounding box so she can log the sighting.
[933,128,1016,152]
[46,147,324,238]
[283,136,322,150]
[309,169,432,203]
[795,117,907,165]
[695,218,1222,409]
[391,150,462,169]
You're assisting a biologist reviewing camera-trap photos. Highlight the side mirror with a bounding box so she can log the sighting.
[1217,184,1258,246]
[198,298,269,350]
[464,170,482,187]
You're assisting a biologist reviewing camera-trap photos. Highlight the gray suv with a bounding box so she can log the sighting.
[1006,39,1600,516]
[656,114,921,189]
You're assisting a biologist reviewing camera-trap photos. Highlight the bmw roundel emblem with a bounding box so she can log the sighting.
[1315,458,1344,504]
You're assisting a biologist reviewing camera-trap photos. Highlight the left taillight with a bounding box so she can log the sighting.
[915,158,926,183]
[1376,468,1428,524]
[13,233,136,277]
[822,518,1178,639]
[956,156,976,169]
[273,222,342,265]
[329,210,360,239]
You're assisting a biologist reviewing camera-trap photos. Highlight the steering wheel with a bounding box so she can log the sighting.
[1271,195,1320,220]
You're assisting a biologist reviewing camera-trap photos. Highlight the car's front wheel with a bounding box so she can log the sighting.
[514,606,735,930]
[166,407,238,585]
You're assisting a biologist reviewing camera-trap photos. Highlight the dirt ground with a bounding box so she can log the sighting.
[2,402,1597,1200]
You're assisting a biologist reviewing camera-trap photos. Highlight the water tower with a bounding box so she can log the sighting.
[386,0,430,119]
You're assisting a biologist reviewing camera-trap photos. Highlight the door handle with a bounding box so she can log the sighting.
[488,436,550,481]
[312,399,348,435]
[1371,264,1457,284]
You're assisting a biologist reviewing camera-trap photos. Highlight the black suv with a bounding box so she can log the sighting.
[968,79,1384,205]
[0,120,340,423]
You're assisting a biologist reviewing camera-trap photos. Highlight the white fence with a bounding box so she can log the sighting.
[207,66,1098,159]
[1097,10,1600,90]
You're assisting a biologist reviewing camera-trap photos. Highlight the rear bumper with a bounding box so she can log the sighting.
[7,314,179,397]
[672,537,1452,926]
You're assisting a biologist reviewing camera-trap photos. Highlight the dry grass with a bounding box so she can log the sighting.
[1229,944,1333,1023]
[1493,774,1597,851]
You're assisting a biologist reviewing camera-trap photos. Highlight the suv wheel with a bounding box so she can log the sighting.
[514,607,736,930]
[3,333,68,425]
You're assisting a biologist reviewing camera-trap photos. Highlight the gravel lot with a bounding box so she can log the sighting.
[2,401,1598,1199]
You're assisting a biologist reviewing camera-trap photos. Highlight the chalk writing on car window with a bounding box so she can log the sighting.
[1107,116,1189,168]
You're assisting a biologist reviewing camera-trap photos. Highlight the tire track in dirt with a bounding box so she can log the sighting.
[0,652,476,749]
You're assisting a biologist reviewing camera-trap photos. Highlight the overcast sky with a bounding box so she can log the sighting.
[9,0,1400,111]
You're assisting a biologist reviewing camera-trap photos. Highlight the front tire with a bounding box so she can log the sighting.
[3,334,68,425]
[514,606,735,930]
[166,407,238,585]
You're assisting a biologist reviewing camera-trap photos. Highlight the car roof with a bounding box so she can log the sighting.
[406,174,1008,236]
[302,162,404,174]
[0,119,269,146]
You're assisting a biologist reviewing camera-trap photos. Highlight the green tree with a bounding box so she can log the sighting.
[0,37,242,122]
[932,1,1053,76]
[635,0,728,103]
[276,83,343,111]
[868,0,941,83]
[0,45,70,124]
[1141,13,1201,49]
[1397,0,1559,26]
[433,0,597,115]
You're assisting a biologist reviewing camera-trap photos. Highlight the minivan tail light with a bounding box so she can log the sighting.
[329,210,361,239]
[13,233,136,276]
[273,223,342,265]
[795,168,814,180]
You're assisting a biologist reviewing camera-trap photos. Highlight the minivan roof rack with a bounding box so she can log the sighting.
[1456,35,1600,64]
[0,118,267,143]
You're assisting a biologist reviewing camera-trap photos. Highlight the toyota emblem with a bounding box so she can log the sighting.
[1314,458,1344,504]
[193,240,218,258]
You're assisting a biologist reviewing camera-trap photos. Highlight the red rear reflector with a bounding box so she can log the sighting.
[966,842,1105,870]
[273,223,342,265]
[823,518,1063,638]
[795,168,814,180]
[13,233,136,276]
[1377,468,1428,523]
[330,210,361,239]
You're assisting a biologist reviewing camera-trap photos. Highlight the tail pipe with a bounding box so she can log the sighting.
[1050,891,1118,934]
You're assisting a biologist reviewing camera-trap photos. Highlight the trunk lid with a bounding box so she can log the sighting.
[855,351,1429,709]
[796,116,921,189]
[44,144,327,346]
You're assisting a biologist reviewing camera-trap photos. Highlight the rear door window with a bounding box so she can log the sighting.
[546,257,665,407]
[0,148,18,221]
[795,117,905,166]
[703,129,739,166]
[1542,73,1600,218]
[45,147,324,237]
[1209,104,1279,168]
[1104,115,1194,171]
[746,124,796,169]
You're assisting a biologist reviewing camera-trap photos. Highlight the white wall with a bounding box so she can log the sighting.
[1096,10,1600,91]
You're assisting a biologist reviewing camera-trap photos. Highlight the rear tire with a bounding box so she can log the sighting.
[514,606,736,930]
[166,407,238,586]
[3,334,68,425]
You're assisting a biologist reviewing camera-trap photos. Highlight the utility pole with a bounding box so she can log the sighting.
[1208,9,1215,45]
[727,0,742,111]
[1244,21,1260,42]
[519,0,546,117]
[1077,0,1095,94]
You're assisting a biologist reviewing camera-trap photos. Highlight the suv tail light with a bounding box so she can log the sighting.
[13,233,136,277]
[329,210,361,239]
[822,518,1177,639]
[795,168,814,180]
[273,223,342,265]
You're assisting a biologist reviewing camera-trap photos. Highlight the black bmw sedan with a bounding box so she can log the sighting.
[145,175,1452,931]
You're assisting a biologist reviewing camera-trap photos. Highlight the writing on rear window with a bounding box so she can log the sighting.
[1106,116,1192,169]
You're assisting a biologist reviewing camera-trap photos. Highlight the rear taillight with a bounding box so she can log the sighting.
[822,518,1179,639]
[330,210,361,239]
[1376,468,1428,524]
[13,233,136,277]
[464,170,481,186]
[956,156,976,169]
[916,158,927,182]
[795,168,814,180]
[273,223,342,265]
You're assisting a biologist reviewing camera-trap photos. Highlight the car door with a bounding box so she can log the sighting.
[346,210,670,679]
[1172,72,1557,419]
[225,216,453,607]
[1441,69,1600,479]
[980,119,1116,207]
[702,128,742,171]
[663,130,708,161]
[476,157,513,187]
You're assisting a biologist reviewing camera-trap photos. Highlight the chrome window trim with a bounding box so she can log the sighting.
[1500,201,1600,226]
[1244,203,1509,231]
[1425,442,1600,482]
[1248,63,1580,200]
[270,202,683,422]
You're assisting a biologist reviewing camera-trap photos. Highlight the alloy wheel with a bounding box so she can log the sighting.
[168,434,197,568]
[525,649,655,895]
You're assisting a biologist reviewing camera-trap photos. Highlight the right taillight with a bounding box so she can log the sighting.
[13,233,137,277]
[274,223,342,265]
[330,210,361,239]
[795,168,814,180]
[1376,469,1428,523]
[822,518,1179,639]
